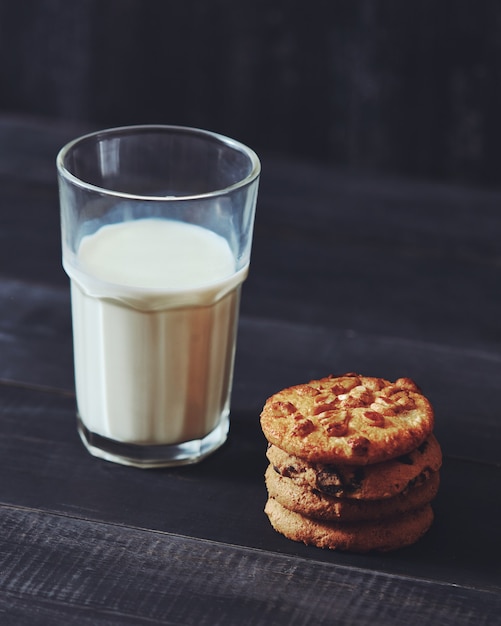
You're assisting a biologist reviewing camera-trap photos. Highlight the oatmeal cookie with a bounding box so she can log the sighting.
[260,373,434,464]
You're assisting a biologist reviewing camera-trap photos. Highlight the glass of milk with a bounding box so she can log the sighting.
[57,125,260,468]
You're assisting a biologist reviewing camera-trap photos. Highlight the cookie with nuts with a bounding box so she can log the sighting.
[260,373,434,465]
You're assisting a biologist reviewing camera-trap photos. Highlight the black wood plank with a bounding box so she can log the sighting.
[0,383,499,594]
[0,116,94,185]
[0,594,157,626]
[245,160,501,353]
[234,319,501,465]
[4,6,501,188]
[1,117,501,623]
[1,117,501,354]
[0,279,73,392]
[0,505,499,626]
[0,180,67,288]
[1,278,500,465]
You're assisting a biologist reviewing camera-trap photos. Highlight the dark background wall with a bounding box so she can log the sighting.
[1,0,501,188]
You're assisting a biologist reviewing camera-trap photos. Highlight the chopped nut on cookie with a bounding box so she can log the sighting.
[260,373,434,464]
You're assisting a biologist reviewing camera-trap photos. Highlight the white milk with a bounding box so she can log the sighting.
[64,218,245,445]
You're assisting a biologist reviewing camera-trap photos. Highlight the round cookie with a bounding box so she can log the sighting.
[264,497,434,552]
[266,434,442,500]
[265,464,440,522]
[260,373,434,465]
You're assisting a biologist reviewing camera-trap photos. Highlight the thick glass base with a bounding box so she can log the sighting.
[77,414,229,468]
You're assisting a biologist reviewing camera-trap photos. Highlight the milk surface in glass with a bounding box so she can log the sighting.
[65,217,243,446]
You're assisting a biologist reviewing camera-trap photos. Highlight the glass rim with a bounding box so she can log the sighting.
[56,124,261,201]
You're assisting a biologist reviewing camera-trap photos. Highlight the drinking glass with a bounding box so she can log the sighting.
[57,125,260,467]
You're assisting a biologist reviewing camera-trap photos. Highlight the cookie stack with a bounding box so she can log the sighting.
[260,373,442,552]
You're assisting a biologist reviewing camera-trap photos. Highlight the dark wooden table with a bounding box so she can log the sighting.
[0,115,500,625]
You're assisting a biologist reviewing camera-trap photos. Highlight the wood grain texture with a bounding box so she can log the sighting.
[0,279,73,391]
[1,279,501,464]
[234,318,501,465]
[0,505,499,626]
[2,2,501,187]
[245,156,501,352]
[0,382,499,594]
[1,118,501,354]
[1,116,501,624]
